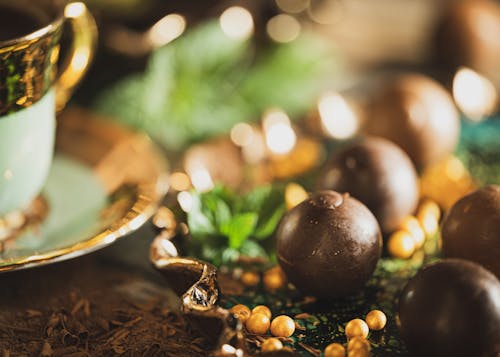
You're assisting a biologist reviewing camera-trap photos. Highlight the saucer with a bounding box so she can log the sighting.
[0,109,169,272]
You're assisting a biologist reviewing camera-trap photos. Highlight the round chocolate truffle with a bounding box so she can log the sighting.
[276,190,382,298]
[441,185,500,278]
[362,73,460,169]
[318,137,419,234]
[435,0,500,89]
[399,259,500,357]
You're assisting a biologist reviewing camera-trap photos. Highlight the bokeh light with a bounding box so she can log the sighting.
[263,109,297,154]
[177,191,193,212]
[230,122,254,147]
[148,14,186,47]
[276,0,310,14]
[266,14,301,43]
[453,67,498,121]
[318,92,359,139]
[169,172,191,191]
[219,6,254,40]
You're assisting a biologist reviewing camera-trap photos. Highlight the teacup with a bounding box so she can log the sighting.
[0,0,96,216]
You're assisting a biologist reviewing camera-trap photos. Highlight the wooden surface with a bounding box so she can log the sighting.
[0,223,206,356]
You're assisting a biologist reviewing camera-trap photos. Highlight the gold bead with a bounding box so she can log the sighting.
[230,304,251,323]
[246,313,270,335]
[241,271,260,287]
[261,337,283,352]
[347,336,370,351]
[285,182,308,210]
[345,319,369,339]
[419,199,441,220]
[263,266,287,291]
[347,348,371,357]
[365,310,386,331]
[270,315,295,337]
[252,305,272,320]
[324,343,346,357]
[399,216,425,249]
[417,200,441,236]
[388,230,415,259]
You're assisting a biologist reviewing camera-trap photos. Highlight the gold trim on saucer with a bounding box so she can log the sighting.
[0,109,169,272]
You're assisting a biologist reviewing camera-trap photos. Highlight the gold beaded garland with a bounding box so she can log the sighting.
[261,337,283,352]
[263,266,287,291]
[347,336,370,351]
[241,271,260,287]
[229,304,251,323]
[365,310,387,331]
[399,216,426,249]
[388,230,415,259]
[347,348,371,357]
[246,313,270,335]
[252,305,272,319]
[270,315,295,337]
[324,342,346,357]
[345,319,369,339]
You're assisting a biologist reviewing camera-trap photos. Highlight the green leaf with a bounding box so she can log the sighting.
[187,192,216,236]
[239,240,268,259]
[243,185,285,239]
[220,213,258,249]
[221,248,241,265]
[254,205,285,239]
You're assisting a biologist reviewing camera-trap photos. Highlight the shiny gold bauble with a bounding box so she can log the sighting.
[263,266,287,291]
[229,304,251,323]
[345,319,369,339]
[252,305,272,320]
[388,230,415,259]
[324,343,346,357]
[270,315,296,338]
[365,310,387,331]
[245,313,270,335]
[261,337,283,352]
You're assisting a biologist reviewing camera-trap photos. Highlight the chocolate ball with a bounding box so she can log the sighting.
[362,74,460,169]
[276,190,382,298]
[441,185,500,278]
[435,0,500,89]
[318,137,419,234]
[399,259,500,357]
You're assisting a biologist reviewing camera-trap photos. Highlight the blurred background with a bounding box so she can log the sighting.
[69,0,500,200]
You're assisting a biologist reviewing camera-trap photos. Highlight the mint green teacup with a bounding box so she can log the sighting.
[0,0,96,216]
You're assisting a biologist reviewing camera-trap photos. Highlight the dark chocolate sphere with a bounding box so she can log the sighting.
[435,0,500,89]
[318,137,419,234]
[441,185,500,278]
[276,190,382,298]
[399,259,500,357]
[363,74,460,169]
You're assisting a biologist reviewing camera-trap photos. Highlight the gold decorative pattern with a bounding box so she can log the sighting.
[0,22,62,115]
[0,109,169,272]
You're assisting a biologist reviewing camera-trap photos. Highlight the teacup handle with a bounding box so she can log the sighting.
[55,2,98,112]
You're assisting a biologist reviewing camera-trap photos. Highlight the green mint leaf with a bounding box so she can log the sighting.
[221,248,241,265]
[239,240,268,259]
[243,185,285,239]
[187,192,216,236]
[220,212,258,249]
[254,205,285,240]
[200,190,232,228]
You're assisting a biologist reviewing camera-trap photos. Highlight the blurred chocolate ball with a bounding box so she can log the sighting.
[441,185,500,278]
[318,137,419,234]
[436,0,500,88]
[399,259,500,357]
[362,74,460,169]
[276,190,382,298]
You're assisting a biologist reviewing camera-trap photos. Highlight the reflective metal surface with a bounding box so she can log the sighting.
[0,108,169,272]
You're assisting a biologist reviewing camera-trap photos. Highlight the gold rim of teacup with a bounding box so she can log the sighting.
[0,4,64,53]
